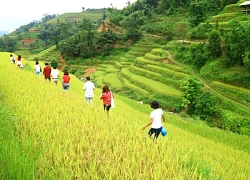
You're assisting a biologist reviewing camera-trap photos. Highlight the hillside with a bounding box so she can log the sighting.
[1,0,250,136]
[4,9,106,56]
[0,52,250,179]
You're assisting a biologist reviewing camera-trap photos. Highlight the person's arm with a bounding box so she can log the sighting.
[100,93,104,100]
[142,118,153,130]
[162,114,166,122]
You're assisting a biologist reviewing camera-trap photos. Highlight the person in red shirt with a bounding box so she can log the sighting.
[43,63,51,80]
[100,85,114,117]
[62,71,70,91]
[17,55,22,67]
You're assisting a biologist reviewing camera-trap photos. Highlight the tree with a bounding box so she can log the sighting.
[207,30,222,58]
[224,20,250,66]
[175,21,189,43]
[180,77,203,114]
[158,0,170,13]
[190,43,208,69]
[195,91,219,123]
[51,60,58,68]
[125,28,142,42]
[189,1,207,27]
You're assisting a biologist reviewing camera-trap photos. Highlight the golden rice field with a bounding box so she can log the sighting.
[0,52,250,179]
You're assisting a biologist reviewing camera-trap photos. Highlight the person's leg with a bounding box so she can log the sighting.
[148,128,154,137]
[89,97,93,104]
[106,105,111,117]
[62,83,66,91]
[153,127,162,141]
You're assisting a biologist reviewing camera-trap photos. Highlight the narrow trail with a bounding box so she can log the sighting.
[83,68,97,77]
[165,49,250,111]
[59,56,66,71]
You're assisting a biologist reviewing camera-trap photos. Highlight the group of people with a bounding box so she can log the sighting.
[33,61,115,116]
[10,54,23,68]
[83,76,114,116]
[9,54,165,140]
[34,61,69,90]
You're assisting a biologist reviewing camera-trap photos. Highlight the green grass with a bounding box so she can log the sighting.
[35,45,56,58]
[47,10,106,24]
[135,57,186,72]
[20,32,38,39]
[150,48,168,57]
[127,51,146,57]
[103,73,123,91]
[121,68,182,97]
[122,78,150,95]
[210,12,243,22]
[114,61,124,69]
[93,76,104,88]
[0,99,37,179]
[129,65,162,77]
[212,81,250,95]
[93,71,105,77]
[145,64,189,80]
[209,81,250,107]
[98,64,119,73]
[144,53,168,61]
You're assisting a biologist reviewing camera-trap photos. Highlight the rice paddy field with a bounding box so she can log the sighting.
[0,52,250,179]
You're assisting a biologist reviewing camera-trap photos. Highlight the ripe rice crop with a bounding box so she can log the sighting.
[0,52,250,179]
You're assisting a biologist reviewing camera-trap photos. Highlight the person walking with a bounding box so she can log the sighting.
[100,85,114,117]
[17,55,22,68]
[34,61,41,77]
[83,76,95,103]
[51,66,59,84]
[62,71,70,91]
[10,54,15,64]
[142,100,166,142]
[43,63,51,81]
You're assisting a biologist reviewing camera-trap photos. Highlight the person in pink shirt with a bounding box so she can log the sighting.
[100,85,114,117]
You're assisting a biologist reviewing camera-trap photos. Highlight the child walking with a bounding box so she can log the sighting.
[100,85,114,117]
[62,71,70,91]
[34,61,41,77]
[142,100,166,142]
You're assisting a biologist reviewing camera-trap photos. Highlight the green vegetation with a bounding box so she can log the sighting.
[0,98,37,179]
[103,73,123,91]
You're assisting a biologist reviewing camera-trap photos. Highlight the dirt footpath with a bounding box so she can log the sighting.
[83,68,97,77]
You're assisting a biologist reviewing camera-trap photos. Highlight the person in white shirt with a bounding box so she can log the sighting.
[10,54,15,64]
[51,67,59,84]
[34,61,41,77]
[142,100,166,142]
[83,76,95,103]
